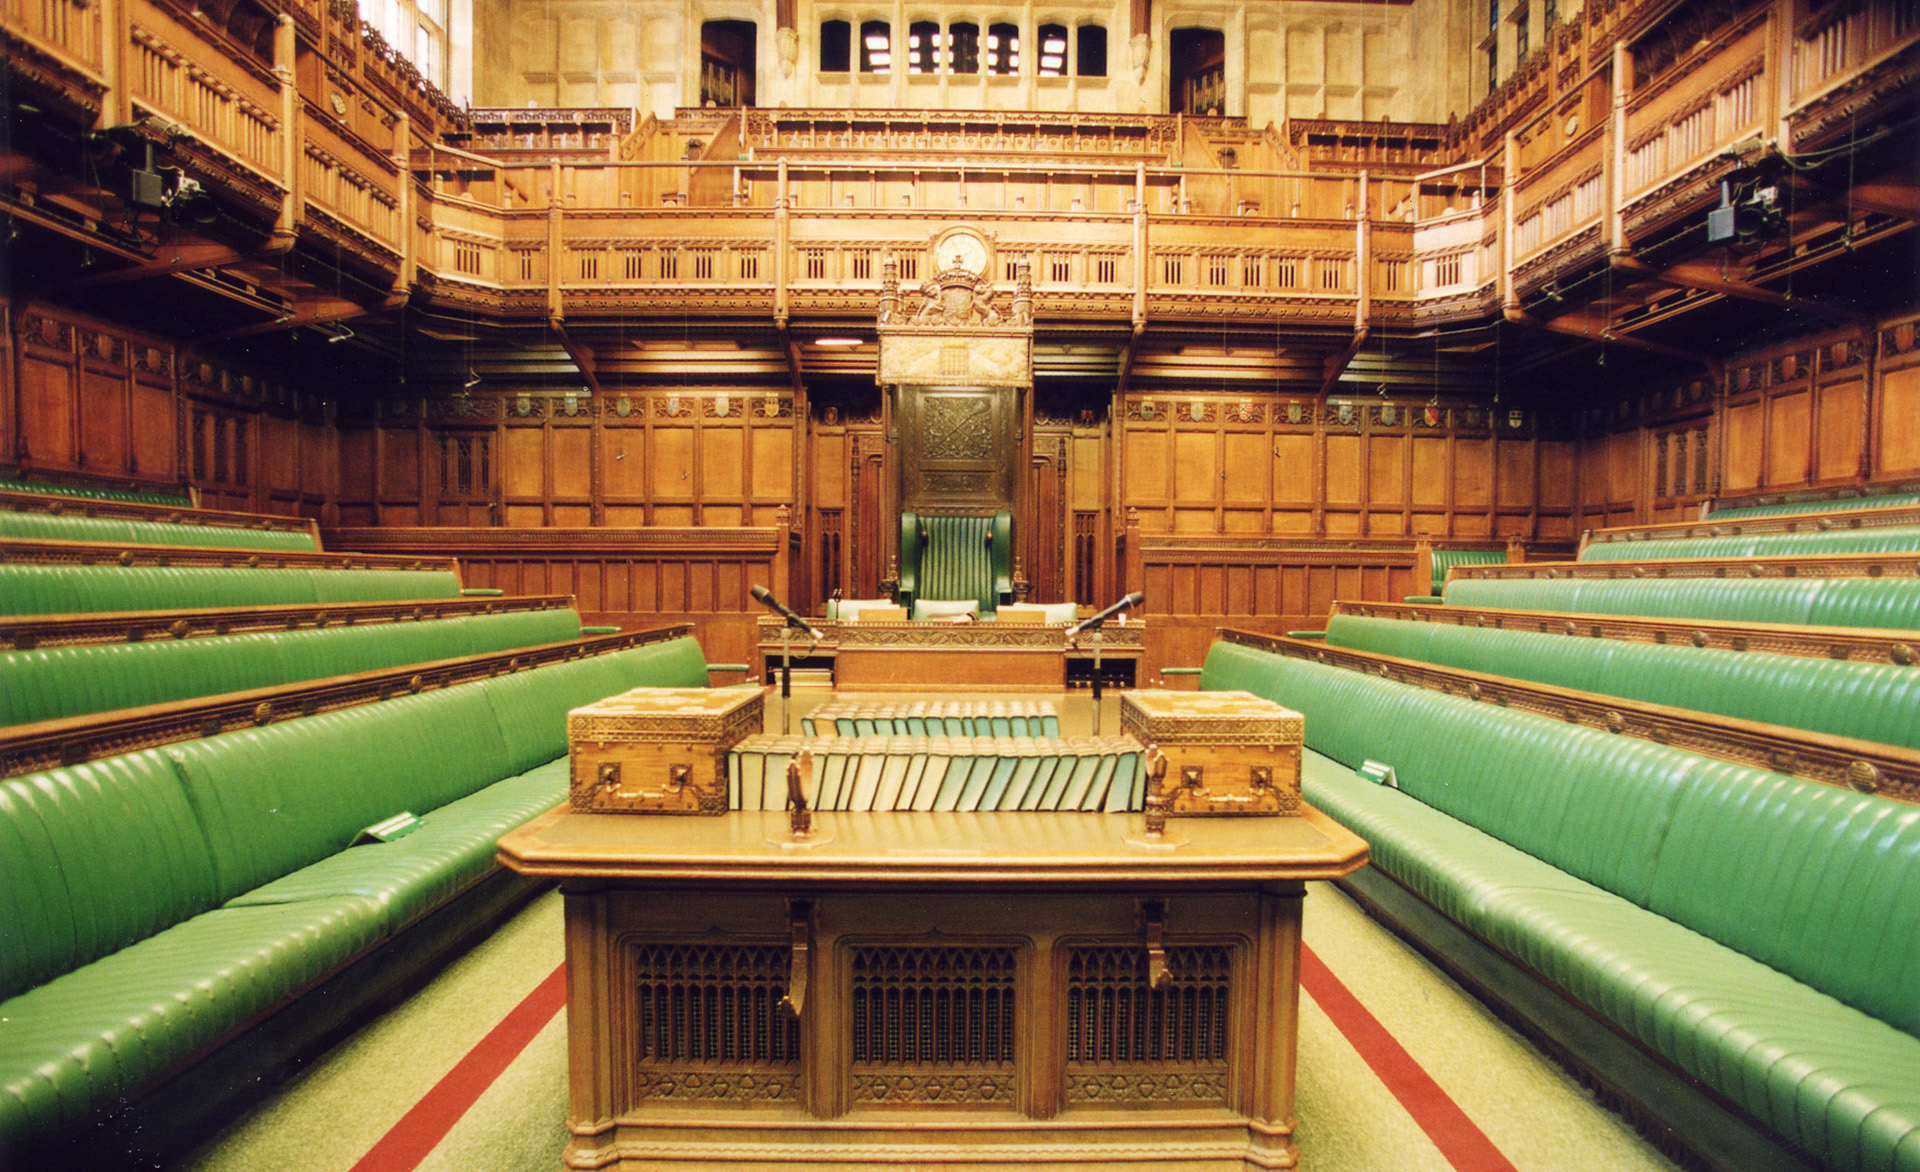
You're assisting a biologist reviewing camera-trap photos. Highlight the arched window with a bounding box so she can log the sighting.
[700,20,755,106]
[820,20,850,73]
[1170,27,1225,113]
[1037,23,1068,76]
[907,20,939,73]
[949,22,980,73]
[986,22,1018,74]
[860,20,892,73]
[1077,25,1107,77]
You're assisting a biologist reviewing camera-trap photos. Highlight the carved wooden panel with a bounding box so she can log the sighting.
[898,386,1016,513]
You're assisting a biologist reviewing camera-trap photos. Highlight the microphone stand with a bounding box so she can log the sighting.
[775,615,820,735]
[1071,617,1110,735]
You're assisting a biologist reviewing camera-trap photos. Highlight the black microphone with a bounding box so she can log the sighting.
[751,584,823,639]
[1065,591,1144,637]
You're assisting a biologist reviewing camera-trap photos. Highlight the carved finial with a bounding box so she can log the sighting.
[786,747,814,835]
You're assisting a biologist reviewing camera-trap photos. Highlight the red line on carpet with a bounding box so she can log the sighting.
[348,961,569,1172]
[1301,944,1522,1172]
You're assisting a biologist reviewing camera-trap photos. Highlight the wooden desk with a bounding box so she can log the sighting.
[498,806,1367,1171]
[757,618,1145,692]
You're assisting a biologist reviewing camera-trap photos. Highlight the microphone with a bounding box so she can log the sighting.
[1065,591,1144,637]
[751,584,823,639]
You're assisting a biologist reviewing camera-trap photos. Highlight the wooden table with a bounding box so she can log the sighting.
[757,618,1146,692]
[499,806,1368,1171]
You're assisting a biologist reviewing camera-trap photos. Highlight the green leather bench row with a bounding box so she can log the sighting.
[0,634,711,1154]
[1324,614,1920,749]
[1709,493,1920,519]
[1198,640,1920,1172]
[1443,575,1920,630]
[0,480,192,507]
[0,512,318,552]
[1,607,585,727]
[0,564,464,615]
[1580,527,1920,562]
[1428,549,1505,594]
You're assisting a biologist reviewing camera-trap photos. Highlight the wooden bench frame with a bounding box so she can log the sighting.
[0,623,695,778]
[0,537,457,572]
[0,489,320,541]
[1585,505,1920,550]
[0,595,579,650]
[1447,551,1920,584]
[1328,599,1920,666]
[1219,629,1920,805]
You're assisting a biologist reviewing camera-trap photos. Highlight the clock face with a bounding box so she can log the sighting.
[941,232,988,276]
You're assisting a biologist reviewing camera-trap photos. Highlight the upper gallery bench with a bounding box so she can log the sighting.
[0,596,588,727]
[0,538,465,614]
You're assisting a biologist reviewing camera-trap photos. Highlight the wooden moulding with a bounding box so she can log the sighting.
[1584,505,1920,547]
[0,595,578,650]
[0,537,460,573]
[1329,600,1920,667]
[1221,629,1920,806]
[0,624,695,779]
[0,490,320,538]
[1448,552,1920,582]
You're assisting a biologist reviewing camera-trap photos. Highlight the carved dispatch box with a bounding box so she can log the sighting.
[569,687,766,814]
[1120,690,1303,816]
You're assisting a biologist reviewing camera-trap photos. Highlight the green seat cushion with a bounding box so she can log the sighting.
[0,753,219,1001]
[227,759,569,933]
[1302,751,1920,1172]
[0,896,386,1144]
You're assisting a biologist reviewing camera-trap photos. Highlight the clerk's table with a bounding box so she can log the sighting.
[498,800,1369,1171]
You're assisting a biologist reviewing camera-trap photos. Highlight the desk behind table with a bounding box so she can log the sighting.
[498,807,1368,1172]
[757,618,1144,692]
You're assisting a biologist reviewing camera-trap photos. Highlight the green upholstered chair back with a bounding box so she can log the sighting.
[1428,549,1506,594]
[897,511,1012,614]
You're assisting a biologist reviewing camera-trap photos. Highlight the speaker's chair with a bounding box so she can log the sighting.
[897,511,1012,616]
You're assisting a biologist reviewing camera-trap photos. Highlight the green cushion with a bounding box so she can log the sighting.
[0,480,191,506]
[0,753,219,1001]
[227,758,569,933]
[1326,616,1920,750]
[1708,493,1920,519]
[1581,526,1920,562]
[1212,640,1920,1172]
[1442,575,1920,630]
[0,897,386,1143]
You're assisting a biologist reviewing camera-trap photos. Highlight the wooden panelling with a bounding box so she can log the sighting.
[1768,390,1812,485]
[1816,379,1865,481]
[1882,364,1920,474]
[320,523,791,673]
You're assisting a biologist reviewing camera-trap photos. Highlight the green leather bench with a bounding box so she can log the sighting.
[1443,575,1920,631]
[1,606,587,727]
[1199,639,1920,1172]
[0,512,318,552]
[0,564,464,615]
[1709,492,1920,519]
[1322,613,1920,750]
[0,634,712,1158]
[1427,548,1506,594]
[0,480,192,507]
[1580,527,1920,562]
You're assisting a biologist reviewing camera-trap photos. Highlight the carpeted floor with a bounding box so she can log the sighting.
[180,692,1680,1172]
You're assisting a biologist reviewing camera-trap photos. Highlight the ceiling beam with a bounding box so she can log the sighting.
[553,323,604,398]
[52,241,248,292]
[1613,254,1871,331]
[189,296,366,344]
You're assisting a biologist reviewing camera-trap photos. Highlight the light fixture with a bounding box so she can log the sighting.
[813,337,864,347]
[464,367,482,388]
[324,323,355,343]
